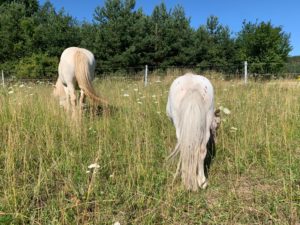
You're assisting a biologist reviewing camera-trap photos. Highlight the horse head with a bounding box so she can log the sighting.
[211,109,221,142]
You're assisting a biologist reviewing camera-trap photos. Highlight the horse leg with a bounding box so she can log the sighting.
[62,86,70,112]
[66,85,77,119]
[197,144,208,189]
[197,129,210,189]
[79,89,85,116]
[79,89,85,107]
[198,111,214,189]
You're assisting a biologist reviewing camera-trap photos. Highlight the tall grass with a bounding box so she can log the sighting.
[0,75,299,224]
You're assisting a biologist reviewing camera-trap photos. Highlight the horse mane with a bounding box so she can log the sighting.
[172,89,207,191]
[74,50,107,105]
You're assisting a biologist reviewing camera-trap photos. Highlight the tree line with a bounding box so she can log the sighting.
[0,0,293,78]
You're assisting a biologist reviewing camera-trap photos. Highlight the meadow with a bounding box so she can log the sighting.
[0,72,299,224]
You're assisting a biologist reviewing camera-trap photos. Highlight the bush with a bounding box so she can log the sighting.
[14,53,58,79]
[0,61,17,77]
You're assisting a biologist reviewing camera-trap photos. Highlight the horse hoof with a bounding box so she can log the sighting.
[200,180,208,189]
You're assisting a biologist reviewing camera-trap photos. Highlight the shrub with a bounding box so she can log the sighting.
[14,53,58,79]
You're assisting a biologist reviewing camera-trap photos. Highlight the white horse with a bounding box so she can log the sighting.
[166,73,220,191]
[53,47,107,113]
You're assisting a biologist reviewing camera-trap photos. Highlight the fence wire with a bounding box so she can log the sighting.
[1,62,300,84]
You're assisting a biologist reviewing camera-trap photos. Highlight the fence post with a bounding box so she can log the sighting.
[144,65,148,86]
[244,61,248,84]
[1,70,4,87]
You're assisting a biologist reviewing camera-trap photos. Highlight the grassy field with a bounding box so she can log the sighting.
[0,73,299,224]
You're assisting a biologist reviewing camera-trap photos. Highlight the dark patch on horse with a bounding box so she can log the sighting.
[204,130,217,178]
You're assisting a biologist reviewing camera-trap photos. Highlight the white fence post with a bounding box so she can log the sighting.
[1,70,4,87]
[244,61,248,84]
[144,65,148,86]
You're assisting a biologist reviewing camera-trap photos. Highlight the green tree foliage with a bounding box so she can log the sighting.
[31,2,80,57]
[194,16,237,72]
[0,1,79,77]
[0,0,38,16]
[149,3,194,67]
[0,2,27,62]
[0,0,294,78]
[93,0,148,72]
[236,21,292,74]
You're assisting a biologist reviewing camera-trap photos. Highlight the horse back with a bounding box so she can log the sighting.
[168,73,214,113]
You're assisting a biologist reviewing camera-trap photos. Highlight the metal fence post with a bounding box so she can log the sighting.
[244,61,248,84]
[1,70,4,87]
[144,65,148,86]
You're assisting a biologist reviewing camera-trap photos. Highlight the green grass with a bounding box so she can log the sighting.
[0,75,299,224]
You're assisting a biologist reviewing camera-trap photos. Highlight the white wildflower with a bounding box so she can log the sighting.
[8,90,14,94]
[123,93,129,97]
[223,108,231,115]
[137,101,142,104]
[88,163,100,169]
[134,88,138,92]
[113,222,121,225]
[230,127,238,132]
[152,95,156,98]
[19,84,25,88]
[86,171,91,174]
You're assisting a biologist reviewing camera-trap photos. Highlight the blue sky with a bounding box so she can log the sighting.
[39,0,299,56]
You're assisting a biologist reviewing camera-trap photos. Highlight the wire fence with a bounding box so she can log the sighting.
[1,62,300,86]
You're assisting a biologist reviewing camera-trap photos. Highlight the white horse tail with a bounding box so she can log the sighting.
[176,89,207,191]
[74,50,107,105]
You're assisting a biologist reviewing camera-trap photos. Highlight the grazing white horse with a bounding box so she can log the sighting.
[166,73,219,191]
[53,47,107,113]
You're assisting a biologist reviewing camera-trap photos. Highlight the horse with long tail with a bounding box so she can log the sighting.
[53,47,107,115]
[166,73,220,191]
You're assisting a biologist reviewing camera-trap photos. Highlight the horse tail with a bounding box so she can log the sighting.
[74,50,108,105]
[173,89,207,191]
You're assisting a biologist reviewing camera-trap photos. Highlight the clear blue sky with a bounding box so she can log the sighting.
[39,0,300,56]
